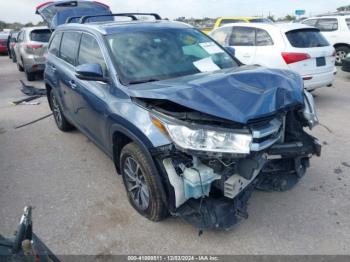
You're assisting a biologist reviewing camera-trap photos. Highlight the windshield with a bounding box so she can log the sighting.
[107,28,238,84]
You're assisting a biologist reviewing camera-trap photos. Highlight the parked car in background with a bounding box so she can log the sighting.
[210,23,336,91]
[8,31,19,62]
[35,0,112,29]
[0,33,9,54]
[45,13,320,230]
[302,15,350,65]
[341,53,350,72]
[202,16,272,34]
[14,27,52,81]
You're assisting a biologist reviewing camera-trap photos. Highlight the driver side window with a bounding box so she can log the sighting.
[78,34,107,74]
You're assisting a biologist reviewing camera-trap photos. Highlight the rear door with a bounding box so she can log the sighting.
[228,26,256,64]
[254,28,279,67]
[53,31,82,118]
[283,28,335,76]
[72,33,110,146]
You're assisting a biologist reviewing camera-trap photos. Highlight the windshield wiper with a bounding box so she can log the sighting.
[128,79,160,85]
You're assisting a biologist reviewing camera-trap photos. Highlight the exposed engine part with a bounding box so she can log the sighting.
[163,158,187,208]
[303,90,319,129]
[163,157,220,208]
[175,184,256,230]
[224,156,266,199]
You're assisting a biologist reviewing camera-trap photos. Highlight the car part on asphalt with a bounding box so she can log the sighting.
[0,206,60,262]
[44,12,321,230]
[11,95,42,105]
[20,80,47,96]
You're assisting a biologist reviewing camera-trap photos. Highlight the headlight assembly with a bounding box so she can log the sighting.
[151,114,252,154]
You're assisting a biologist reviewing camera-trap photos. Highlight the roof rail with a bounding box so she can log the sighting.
[79,12,162,24]
[66,16,83,24]
[317,11,350,17]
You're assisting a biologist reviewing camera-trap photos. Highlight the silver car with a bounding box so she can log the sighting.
[14,27,51,81]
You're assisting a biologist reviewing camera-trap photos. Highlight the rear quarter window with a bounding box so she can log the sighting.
[30,29,52,42]
[285,29,329,48]
[346,18,350,29]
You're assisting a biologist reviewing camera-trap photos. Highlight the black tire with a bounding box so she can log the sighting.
[120,142,168,221]
[26,71,35,81]
[12,52,16,63]
[17,62,24,72]
[335,46,350,66]
[49,90,74,132]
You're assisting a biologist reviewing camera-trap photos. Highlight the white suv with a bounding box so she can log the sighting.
[210,23,336,91]
[302,15,350,65]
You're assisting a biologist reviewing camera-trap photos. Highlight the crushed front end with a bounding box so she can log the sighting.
[143,90,320,230]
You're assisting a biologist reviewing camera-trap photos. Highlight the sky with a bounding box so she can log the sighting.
[0,0,347,24]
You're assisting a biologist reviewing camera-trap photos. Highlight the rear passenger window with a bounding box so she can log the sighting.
[60,32,81,65]
[256,29,273,46]
[210,27,231,45]
[78,34,107,73]
[229,27,255,46]
[316,18,338,32]
[49,32,62,56]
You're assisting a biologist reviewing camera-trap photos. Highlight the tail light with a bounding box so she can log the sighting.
[282,52,310,64]
[10,42,16,47]
[25,44,43,53]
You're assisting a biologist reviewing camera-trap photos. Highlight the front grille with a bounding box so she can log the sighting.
[250,118,284,151]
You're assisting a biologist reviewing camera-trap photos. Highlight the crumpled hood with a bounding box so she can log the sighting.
[127,66,304,124]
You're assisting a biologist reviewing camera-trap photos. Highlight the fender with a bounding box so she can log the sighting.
[109,119,169,207]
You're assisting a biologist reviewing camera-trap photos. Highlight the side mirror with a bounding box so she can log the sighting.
[76,63,108,82]
[225,46,235,57]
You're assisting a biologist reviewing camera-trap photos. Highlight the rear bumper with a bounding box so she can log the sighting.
[0,46,8,53]
[23,56,46,73]
[302,68,337,90]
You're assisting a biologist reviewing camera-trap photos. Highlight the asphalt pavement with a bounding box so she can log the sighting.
[1,55,350,255]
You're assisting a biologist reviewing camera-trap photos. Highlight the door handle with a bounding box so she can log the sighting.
[69,80,77,89]
[50,65,56,72]
[243,54,251,58]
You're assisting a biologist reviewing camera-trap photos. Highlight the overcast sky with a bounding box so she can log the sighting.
[0,0,347,23]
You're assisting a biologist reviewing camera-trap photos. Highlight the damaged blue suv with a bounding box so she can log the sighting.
[44,13,321,229]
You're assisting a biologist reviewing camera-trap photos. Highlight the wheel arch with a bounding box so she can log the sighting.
[334,43,350,49]
[110,123,169,208]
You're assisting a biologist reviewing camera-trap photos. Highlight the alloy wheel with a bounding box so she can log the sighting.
[336,50,346,65]
[123,156,150,211]
[51,93,62,127]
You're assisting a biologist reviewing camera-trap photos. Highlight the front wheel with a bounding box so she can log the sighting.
[49,90,74,132]
[120,142,168,221]
[17,62,24,72]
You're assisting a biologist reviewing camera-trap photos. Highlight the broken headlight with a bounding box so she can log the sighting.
[151,115,252,154]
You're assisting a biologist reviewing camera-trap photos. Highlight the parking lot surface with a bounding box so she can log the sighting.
[1,55,350,255]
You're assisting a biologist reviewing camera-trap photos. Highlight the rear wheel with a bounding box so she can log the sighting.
[26,71,35,81]
[120,142,168,221]
[17,61,24,72]
[335,46,350,66]
[49,90,74,132]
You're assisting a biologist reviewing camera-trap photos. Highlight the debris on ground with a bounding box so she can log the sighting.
[20,80,46,96]
[14,113,53,129]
